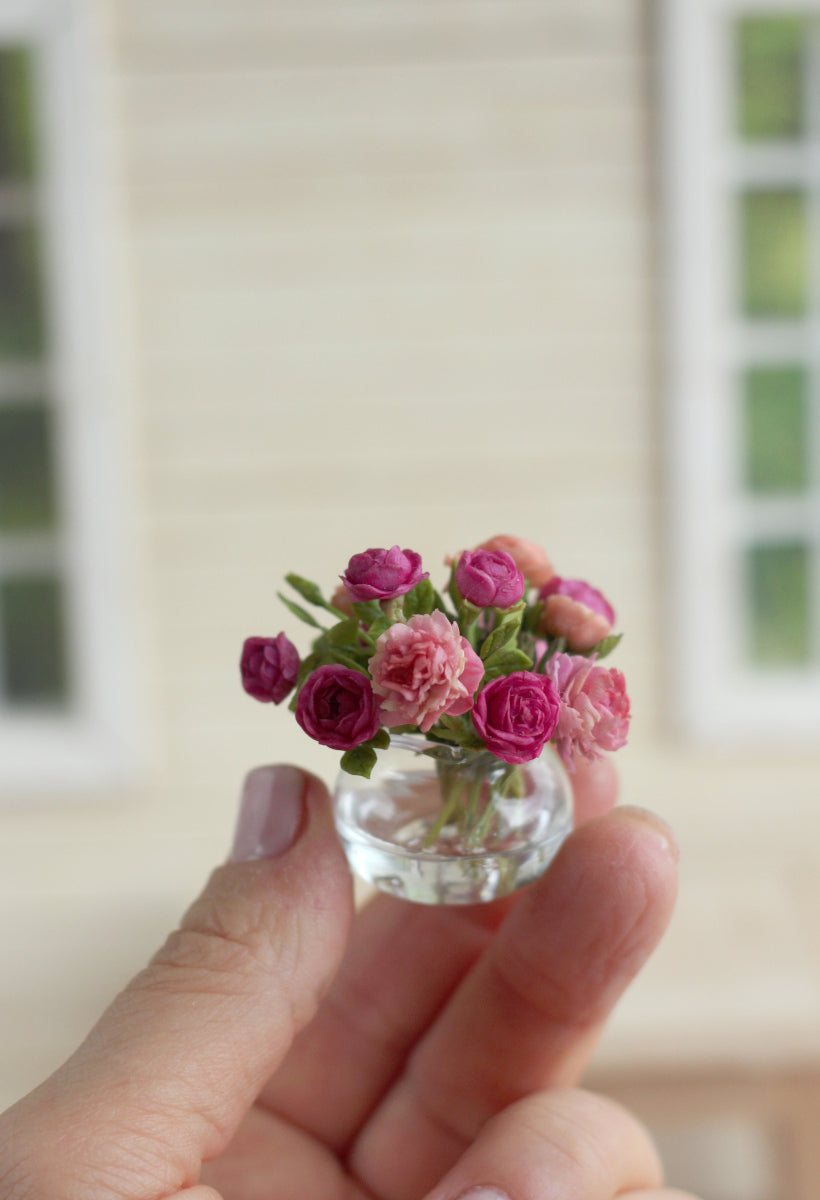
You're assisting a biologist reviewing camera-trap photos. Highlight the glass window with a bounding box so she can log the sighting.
[740,190,808,317]
[0,40,69,715]
[743,367,808,494]
[747,543,811,666]
[737,16,806,141]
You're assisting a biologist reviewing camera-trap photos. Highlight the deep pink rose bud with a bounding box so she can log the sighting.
[455,548,525,609]
[295,664,381,750]
[471,671,561,764]
[538,576,615,652]
[240,634,300,704]
[543,652,630,770]
[341,546,428,603]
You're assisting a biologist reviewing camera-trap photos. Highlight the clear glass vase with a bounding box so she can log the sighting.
[333,734,573,905]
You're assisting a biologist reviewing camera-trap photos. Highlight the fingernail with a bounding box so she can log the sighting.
[454,1188,510,1200]
[616,805,680,863]
[231,765,306,861]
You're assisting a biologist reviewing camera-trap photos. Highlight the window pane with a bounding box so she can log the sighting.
[1,575,69,704]
[0,404,58,531]
[744,367,808,493]
[0,47,36,182]
[741,190,808,317]
[0,225,46,358]
[737,16,806,140]
[747,543,811,665]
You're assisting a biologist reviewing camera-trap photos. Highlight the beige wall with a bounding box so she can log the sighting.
[1,0,818,1113]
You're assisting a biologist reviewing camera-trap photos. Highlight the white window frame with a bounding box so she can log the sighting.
[663,0,820,741]
[0,0,142,792]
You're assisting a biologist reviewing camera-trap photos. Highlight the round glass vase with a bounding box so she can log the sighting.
[333,734,573,905]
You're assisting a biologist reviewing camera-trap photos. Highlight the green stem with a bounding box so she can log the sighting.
[423,772,465,849]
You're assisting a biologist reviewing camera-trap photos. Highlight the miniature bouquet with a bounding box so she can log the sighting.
[240,535,630,903]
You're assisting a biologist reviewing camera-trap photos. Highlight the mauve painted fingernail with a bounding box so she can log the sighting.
[231,765,306,861]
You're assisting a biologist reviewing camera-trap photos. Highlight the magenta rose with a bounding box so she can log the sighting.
[455,548,525,609]
[341,546,428,603]
[538,576,615,652]
[471,671,561,764]
[240,634,300,704]
[543,652,630,770]
[295,664,380,750]
[369,610,484,733]
[474,534,555,589]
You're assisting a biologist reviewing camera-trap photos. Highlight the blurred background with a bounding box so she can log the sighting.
[0,1,818,1197]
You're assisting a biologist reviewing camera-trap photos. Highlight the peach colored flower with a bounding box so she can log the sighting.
[474,535,555,589]
[369,611,484,733]
[330,582,355,618]
[539,577,614,652]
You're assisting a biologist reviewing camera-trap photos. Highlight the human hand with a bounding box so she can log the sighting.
[0,761,695,1200]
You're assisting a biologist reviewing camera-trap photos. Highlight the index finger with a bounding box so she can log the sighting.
[347,807,678,1195]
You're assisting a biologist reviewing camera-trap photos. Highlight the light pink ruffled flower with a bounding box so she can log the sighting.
[543,652,630,770]
[539,576,615,652]
[369,611,484,733]
[475,535,555,589]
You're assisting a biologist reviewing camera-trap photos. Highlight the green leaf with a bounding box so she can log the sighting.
[587,632,622,660]
[371,727,391,750]
[287,652,321,711]
[367,615,391,640]
[285,573,326,607]
[482,647,533,679]
[403,577,437,617]
[522,600,544,634]
[352,599,383,625]
[340,743,378,779]
[326,618,359,646]
[327,647,369,674]
[479,604,525,660]
[277,592,324,629]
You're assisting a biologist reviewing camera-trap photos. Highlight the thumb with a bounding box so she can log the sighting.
[3,765,354,1199]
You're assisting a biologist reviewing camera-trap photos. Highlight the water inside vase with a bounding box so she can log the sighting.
[333,739,573,905]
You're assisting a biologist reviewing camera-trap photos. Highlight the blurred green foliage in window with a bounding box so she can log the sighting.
[738,16,806,140]
[0,575,69,704]
[744,366,809,493]
[741,190,808,316]
[0,226,45,359]
[747,542,811,665]
[0,404,58,531]
[0,47,36,181]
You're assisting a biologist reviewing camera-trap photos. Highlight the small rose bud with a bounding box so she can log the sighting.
[341,546,427,603]
[240,634,300,704]
[455,548,525,609]
[538,576,615,652]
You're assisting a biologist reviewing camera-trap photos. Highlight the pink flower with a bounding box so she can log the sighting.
[543,652,630,770]
[240,634,299,704]
[369,611,484,733]
[455,549,525,609]
[539,576,615,652]
[295,664,380,750]
[475,535,555,589]
[471,671,561,764]
[342,546,428,603]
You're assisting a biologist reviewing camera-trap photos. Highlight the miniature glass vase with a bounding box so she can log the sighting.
[333,733,573,905]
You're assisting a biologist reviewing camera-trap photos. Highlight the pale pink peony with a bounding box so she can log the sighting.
[369,611,484,733]
[543,652,630,770]
[539,576,615,652]
[475,535,555,589]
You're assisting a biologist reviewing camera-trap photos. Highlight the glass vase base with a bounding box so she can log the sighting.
[336,819,570,905]
[333,737,574,905]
